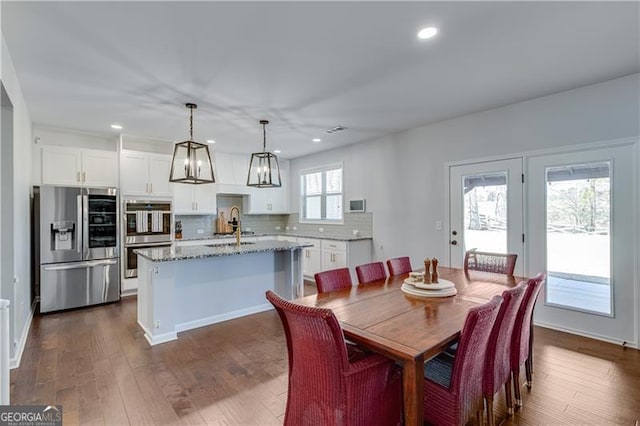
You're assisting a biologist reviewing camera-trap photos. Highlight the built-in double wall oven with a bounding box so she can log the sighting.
[123,200,172,278]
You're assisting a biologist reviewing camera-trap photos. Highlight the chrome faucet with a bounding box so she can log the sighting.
[228,206,241,247]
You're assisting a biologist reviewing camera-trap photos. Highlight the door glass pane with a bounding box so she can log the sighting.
[463,172,507,253]
[545,162,611,315]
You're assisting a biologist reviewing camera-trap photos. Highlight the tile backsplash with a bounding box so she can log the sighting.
[176,195,372,240]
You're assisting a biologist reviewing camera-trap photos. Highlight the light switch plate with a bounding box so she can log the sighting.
[197,229,204,234]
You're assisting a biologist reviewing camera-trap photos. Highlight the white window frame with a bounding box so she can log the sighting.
[299,162,344,224]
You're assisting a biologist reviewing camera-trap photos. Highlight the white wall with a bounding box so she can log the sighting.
[1,36,34,366]
[291,74,640,266]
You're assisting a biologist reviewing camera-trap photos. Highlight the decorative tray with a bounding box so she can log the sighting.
[403,278,455,291]
[401,283,457,298]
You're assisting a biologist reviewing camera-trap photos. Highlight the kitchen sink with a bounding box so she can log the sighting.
[205,242,256,247]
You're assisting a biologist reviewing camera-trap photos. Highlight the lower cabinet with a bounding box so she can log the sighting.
[298,238,322,278]
[301,238,371,285]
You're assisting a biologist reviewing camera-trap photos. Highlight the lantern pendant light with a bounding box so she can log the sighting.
[169,103,215,184]
[247,120,281,188]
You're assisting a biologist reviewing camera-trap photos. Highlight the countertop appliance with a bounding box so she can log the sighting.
[33,186,120,313]
[123,200,172,278]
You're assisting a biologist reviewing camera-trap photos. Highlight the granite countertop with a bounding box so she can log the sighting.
[135,240,313,262]
[179,232,372,242]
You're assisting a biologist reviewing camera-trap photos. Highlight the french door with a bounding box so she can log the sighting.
[449,158,524,276]
[527,144,637,344]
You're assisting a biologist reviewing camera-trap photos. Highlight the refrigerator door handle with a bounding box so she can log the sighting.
[77,195,82,253]
[42,259,118,271]
[82,194,89,259]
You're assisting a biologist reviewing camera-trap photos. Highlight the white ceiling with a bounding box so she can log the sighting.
[2,1,638,158]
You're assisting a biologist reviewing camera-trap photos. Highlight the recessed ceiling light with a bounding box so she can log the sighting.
[110,124,123,130]
[207,139,216,144]
[417,27,438,40]
[312,138,322,143]
[274,150,281,154]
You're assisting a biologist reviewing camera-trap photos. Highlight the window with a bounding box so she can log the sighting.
[300,164,343,222]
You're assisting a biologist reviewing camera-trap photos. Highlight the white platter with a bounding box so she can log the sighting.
[403,278,455,291]
[401,283,458,298]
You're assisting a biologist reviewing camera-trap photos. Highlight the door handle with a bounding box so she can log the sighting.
[42,259,118,271]
[450,240,458,245]
[82,171,86,183]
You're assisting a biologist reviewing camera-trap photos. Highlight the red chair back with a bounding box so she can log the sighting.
[464,250,517,276]
[484,281,527,396]
[386,257,412,276]
[432,295,502,424]
[266,290,351,423]
[450,295,502,393]
[314,268,352,293]
[511,273,545,369]
[266,290,403,425]
[355,262,387,284]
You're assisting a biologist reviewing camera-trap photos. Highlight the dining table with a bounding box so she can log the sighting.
[294,266,525,426]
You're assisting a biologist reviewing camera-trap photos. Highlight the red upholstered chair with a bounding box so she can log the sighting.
[265,290,402,426]
[423,295,503,426]
[510,273,546,406]
[483,282,527,426]
[464,249,518,276]
[314,268,352,293]
[386,256,412,276]
[355,262,387,284]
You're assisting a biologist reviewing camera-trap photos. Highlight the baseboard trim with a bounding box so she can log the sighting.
[9,299,37,369]
[534,320,639,349]
[175,304,273,334]
[137,321,177,346]
[121,289,137,298]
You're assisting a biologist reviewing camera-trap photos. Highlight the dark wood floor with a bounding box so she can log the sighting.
[11,290,640,425]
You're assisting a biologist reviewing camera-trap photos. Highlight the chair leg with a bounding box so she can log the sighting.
[476,407,484,425]
[486,395,494,426]
[513,369,523,406]
[505,380,514,415]
[525,357,533,388]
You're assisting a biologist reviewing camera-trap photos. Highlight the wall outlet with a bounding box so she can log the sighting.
[153,320,160,329]
[318,227,324,232]
[245,227,252,232]
[293,226,297,231]
[352,229,360,236]
[285,226,290,231]
[435,220,442,231]
[197,229,204,234]
[275,225,281,230]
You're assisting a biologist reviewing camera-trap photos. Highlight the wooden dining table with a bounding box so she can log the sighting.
[294,266,525,426]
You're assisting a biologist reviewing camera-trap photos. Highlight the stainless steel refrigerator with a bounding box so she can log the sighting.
[33,186,120,313]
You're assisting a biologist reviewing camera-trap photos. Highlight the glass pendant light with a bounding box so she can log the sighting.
[247,120,281,188]
[169,103,215,184]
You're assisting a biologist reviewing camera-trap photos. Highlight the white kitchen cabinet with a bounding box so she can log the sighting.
[298,238,322,278]
[299,238,371,284]
[321,240,348,270]
[121,150,172,197]
[41,146,117,187]
[173,183,216,214]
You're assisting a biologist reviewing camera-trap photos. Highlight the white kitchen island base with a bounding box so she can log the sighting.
[136,242,305,346]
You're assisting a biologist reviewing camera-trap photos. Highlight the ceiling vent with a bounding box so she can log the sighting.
[325,125,348,134]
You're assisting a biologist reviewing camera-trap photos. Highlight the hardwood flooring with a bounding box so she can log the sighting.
[10,291,640,425]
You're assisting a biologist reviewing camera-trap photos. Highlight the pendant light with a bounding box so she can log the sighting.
[169,103,215,184]
[247,120,281,188]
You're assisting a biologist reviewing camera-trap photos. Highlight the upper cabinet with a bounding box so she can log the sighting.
[245,159,290,214]
[173,183,216,215]
[41,146,117,187]
[121,150,172,197]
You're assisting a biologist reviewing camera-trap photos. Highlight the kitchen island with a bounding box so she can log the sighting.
[135,240,309,346]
